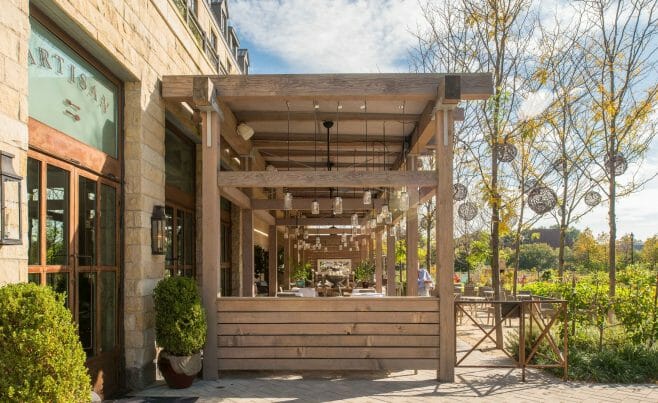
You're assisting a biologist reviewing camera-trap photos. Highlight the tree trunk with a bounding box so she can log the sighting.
[512,199,524,297]
[608,167,616,300]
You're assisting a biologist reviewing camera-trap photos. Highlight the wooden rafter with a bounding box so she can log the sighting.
[217,171,436,188]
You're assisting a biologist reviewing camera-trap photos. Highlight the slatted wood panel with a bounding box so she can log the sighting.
[217,297,439,371]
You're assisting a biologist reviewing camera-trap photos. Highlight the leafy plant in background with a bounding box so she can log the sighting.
[354,259,375,284]
[290,262,311,282]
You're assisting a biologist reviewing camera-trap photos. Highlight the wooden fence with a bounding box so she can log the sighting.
[217,297,440,371]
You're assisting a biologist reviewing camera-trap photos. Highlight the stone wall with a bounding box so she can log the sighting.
[0,0,244,390]
[0,0,29,285]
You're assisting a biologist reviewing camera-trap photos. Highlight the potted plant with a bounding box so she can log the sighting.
[153,276,207,389]
[354,259,375,288]
[291,262,311,287]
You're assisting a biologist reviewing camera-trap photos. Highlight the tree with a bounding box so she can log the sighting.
[577,0,658,298]
[641,235,658,269]
[517,243,557,272]
[572,228,606,271]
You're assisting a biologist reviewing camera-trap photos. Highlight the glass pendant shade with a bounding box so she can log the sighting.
[385,211,393,225]
[311,200,320,215]
[351,213,359,227]
[352,227,358,236]
[294,227,300,237]
[341,234,347,243]
[339,244,343,251]
[324,246,328,252]
[376,213,383,224]
[363,190,372,205]
[293,243,297,249]
[381,204,389,215]
[369,217,377,228]
[333,196,343,215]
[303,229,309,240]
[315,236,321,246]
[283,227,289,239]
[399,191,409,211]
[283,192,293,210]
[349,248,353,252]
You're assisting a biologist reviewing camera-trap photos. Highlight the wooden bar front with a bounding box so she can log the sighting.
[217,297,439,371]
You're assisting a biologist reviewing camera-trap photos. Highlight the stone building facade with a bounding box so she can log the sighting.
[0,0,261,397]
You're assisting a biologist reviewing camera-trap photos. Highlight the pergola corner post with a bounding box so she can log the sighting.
[386,231,396,296]
[375,232,383,293]
[268,225,278,296]
[406,155,419,297]
[200,109,221,380]
[241,209,254,297]
[435,103,456,382]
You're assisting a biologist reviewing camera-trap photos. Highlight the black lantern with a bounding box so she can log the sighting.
[151,205,166,255]
[0,152,22,245]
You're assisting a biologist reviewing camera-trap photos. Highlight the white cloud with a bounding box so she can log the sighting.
[518,89,553,121]
[230,0,425,73]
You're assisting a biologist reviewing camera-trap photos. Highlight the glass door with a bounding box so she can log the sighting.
[27,151,120,396]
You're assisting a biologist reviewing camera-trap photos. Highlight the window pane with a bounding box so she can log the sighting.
[46,166,69,265]
[100,271,116,352]
[28,273,40,285]
[27,159,40,265]
[46,272,69,308]
[164,206,174,267]
[176,209,184,267]
[78,177,96,266]
[184,211,194,266]
[100,184,116,266]
[78,272,96,357]
[165,129,195,195]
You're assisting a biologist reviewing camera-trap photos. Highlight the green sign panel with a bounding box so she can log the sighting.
[28,19,118,158]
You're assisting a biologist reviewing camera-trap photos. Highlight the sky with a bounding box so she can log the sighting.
[229,0,658,241]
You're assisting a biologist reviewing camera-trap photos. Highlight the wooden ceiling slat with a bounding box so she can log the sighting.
[217,171,436,188]
[234,111,419,122]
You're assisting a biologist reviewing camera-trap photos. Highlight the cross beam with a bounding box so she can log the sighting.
[217,171,436,188]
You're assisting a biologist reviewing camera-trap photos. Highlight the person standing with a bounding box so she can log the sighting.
[417,265,434,296]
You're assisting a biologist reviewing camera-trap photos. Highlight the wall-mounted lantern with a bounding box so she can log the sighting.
[0,152,23,245]
[151,205,166,255]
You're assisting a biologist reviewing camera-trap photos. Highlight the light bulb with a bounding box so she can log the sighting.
[303,229,309,240]
[333,196,343,215]
[399,191,409,211]
[316,236,321,246]
[311,200,320,215]
[351,213,359,227]
[324,246,328,252]
[284,192,293,210]
[363,190,372,205]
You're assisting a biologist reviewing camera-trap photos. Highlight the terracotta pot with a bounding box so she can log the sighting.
[157,354,196,389]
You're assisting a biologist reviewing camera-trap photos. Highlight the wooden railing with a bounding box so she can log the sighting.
[217,297,440,371]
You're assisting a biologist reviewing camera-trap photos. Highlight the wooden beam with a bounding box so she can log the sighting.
[275,217,353,226]
[217,171,437,188]
[201,110,221,380]
[435,108,455,382]
[241,209,254,297]
[211,73,492,101]
[375,232,383,293]
[234,111,419,122]
[193,76,216,111]
[222,186,250,209]
[386,233,396,296]
[252,198,384,211]
[266,161,389,170]
[253,140,402,152]
[161,75,195,103]
[254,210,275,226]
[254,132,392,143]
[268,225,278,296]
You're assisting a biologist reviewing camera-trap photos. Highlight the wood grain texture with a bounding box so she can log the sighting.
[218,359,438,371]
[217,171,437,188]
[252,197,384,211]
[215,297,440,371]
[218,335,440,347]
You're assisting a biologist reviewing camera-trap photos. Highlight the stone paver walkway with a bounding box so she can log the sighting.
[113,366,658,403]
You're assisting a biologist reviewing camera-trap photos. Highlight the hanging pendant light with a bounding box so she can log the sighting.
[303,229,309,240]
[339,244,343,251]
[324,246,328,252]
[315,236,321,247]
[333,196,343,215]
[284,191,293,210]
[351,213,359,227]
[399,189,409,212]
[385,211,393,225]
[311,200,320,215]
[362,101,372,205]
[363,190,372,205]
[381,204,389,216]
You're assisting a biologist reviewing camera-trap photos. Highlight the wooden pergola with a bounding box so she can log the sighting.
[161,73,492,382]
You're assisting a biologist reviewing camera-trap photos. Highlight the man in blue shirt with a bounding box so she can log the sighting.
[417,265,434,296]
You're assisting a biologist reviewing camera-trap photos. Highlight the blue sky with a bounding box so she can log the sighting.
[229,0,658,240]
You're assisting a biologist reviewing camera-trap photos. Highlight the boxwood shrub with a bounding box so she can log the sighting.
[153,276,207,356]
[0,283,90,402]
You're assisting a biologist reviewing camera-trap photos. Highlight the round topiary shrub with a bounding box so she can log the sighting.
[153,276,207,356]
[0,282,90,402]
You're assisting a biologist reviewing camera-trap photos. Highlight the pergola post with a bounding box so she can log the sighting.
[201,110,221,380]
[386,231,397,296]
[375,232,383,292]
[406,155,419,296]
[283,235,291,290]
[241,209,254,297]
[435,106,456,382]
[268,225,278,296]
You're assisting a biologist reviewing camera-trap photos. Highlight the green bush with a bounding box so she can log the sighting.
[0,283,90,402]
[353,259,375,283]
[153,276,207,356]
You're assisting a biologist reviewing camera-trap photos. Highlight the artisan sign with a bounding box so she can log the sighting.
[28,19,118,158]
